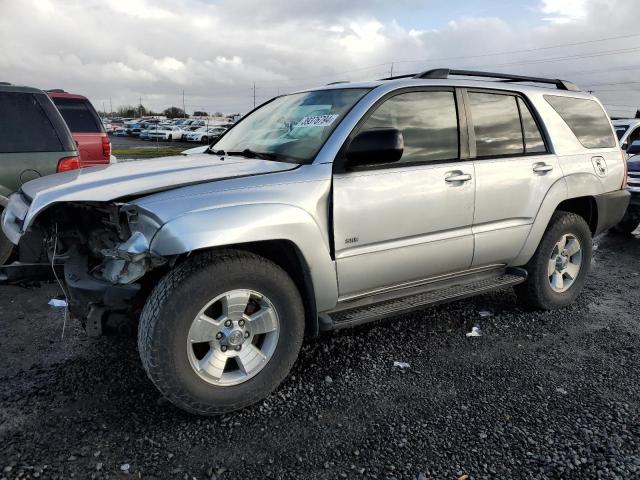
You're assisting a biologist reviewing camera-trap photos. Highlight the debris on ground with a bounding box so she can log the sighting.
[466,324,482,337]
[48,298,67,308]
[393,361,410,369]
[478,310,493,318]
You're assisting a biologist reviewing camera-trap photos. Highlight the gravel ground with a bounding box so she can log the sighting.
[1,231,639,479]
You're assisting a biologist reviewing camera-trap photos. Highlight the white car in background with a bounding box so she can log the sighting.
[147,126,186,141]
[613,118,640,155]
[185,126,228,143]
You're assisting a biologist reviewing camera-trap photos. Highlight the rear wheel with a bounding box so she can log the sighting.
[201,136,208,144]
[138,250,305,415]
[515,211,592,310]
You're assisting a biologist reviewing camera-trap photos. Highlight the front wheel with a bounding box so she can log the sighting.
[138,250,305,415]
[515,211,592,310]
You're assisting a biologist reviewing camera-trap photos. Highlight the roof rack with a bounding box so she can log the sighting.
[45,88,66,93]
[0,82,11,86]
[381,68,579,91]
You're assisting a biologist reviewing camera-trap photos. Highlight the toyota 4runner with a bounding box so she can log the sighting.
[1,69,629,415]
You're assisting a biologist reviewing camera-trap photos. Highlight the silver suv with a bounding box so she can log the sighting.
[1,69,629,415]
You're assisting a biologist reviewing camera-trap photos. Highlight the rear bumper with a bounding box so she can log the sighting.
[594,190,630,235]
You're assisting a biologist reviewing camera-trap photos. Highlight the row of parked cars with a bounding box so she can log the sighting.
[109,118,230,144]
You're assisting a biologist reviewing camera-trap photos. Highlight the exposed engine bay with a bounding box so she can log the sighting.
[22,201,170,335]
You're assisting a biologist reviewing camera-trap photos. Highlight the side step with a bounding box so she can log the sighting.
[323,269,527,330]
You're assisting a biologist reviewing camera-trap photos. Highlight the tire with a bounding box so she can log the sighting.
[201,136,208,144]
[0,210,13,265]
[138,249,305,415]
[514,211,592,310]
[613,212,639,234]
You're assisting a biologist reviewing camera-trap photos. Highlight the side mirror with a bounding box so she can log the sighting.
[345,128,403,167]
[627,141,640,156]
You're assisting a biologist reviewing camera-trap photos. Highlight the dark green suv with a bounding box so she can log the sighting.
[0,83,78,263]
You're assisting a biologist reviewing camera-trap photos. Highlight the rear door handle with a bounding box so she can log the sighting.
[445,172,472,183]
[533,163,553,173]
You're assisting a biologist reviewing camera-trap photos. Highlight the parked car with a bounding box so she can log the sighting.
[613,118,640,156]
[186,126,227,143]
[0,82,79,264]
[112,127,128,136]
[47,90,111,167]
[615,143,640,233]
[148,126,186,141]
[2,69,629,414]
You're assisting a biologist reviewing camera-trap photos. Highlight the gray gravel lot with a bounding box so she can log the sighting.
[0,232,639,479]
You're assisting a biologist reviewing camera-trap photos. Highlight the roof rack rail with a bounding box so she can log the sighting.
[0,82,12,86]
[45,88,66,93]
[412,68,580,91]
[326,81,350,85]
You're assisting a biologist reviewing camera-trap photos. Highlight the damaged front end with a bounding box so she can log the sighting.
[27,201,169,336]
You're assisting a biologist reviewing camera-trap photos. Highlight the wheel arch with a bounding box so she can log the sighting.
[149,203,339,328]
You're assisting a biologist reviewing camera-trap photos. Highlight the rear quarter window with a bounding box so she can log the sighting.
[0,92,66,153]
[544,95,616,149]
[52,97,104,133]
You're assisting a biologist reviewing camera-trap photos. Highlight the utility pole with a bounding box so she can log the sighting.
[102,101,105,118]
[139,96,142,117]
[109,97,113,116]
[389,62,394,78]
[253,83,256,109]
[182,90,186,118]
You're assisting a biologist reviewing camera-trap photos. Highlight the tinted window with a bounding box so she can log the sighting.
[544,95,616,149]
[52,97,103,133]
[469,92,523,157]
[0,92,64,153]
[517,97,547,154]
[360,91,458,163]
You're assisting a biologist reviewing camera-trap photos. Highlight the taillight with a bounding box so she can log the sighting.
[57,156,81,172]
[102,136,111,158]
[621,149,628,189]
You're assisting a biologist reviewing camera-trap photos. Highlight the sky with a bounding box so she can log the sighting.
[0,0,638,117]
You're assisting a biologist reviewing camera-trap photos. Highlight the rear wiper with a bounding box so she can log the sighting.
[226,149,277,160]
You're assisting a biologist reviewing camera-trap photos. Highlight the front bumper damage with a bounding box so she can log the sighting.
[2,194,169,335]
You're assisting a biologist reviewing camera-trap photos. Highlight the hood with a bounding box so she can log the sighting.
[628,154,640,172]
[20,153,297,224]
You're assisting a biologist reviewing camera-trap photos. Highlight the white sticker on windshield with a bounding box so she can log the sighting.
[295,114,339,128]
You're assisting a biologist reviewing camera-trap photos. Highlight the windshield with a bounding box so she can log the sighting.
[212,88,370,163]
[615,125,629,140]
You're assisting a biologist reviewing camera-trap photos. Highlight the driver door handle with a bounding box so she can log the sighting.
[533,163,554,173]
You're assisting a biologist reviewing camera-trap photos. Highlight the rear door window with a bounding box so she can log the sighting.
[51,97,104,133]
[544,95,616,149]
[0,92,65,153]
[517,97,547,154]
[468,92,524,157]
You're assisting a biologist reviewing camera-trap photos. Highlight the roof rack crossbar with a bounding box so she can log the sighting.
[412,68,579,91]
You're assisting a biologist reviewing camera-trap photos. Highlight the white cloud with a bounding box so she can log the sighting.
[0,0,636,117]
[540,0,587,23]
